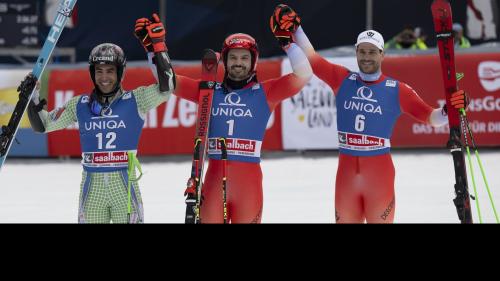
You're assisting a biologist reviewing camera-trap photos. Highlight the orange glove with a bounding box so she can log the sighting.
[134,17,153,52]
[270,4,301,49]
[450,90,469,110]
[146,13,167,53]
[270,4,301,33]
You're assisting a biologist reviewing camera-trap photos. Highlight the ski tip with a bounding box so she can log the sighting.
[202,49,221,62]
[431,0,452,16]
[201,49,220,74]
[202,49,216,58]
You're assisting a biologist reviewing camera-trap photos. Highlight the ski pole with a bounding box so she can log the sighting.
[127,151,143,224]
[460,113,482,222]
[219,138,228,224]
[460,108,499,223]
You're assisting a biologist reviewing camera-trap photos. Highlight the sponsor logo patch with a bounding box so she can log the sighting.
[338,131,390,151]
[82,151,130,167]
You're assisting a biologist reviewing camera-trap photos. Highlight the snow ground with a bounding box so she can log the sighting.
[1,149,499,223]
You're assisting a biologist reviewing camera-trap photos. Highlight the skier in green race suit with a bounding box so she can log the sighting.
[26,15,176,223]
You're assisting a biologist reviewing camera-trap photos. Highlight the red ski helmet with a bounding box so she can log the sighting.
[221,33,259,73]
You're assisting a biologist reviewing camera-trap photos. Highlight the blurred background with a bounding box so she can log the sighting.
[1,0,498,62]
[1,0,499,158]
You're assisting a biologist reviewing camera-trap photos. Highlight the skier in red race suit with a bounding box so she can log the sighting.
[274,4,469,223]
[135,14,312,223]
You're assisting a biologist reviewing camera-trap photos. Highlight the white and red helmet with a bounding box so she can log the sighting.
[221,33,259,73]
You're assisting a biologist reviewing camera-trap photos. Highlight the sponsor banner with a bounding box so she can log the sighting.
[46,60,283,157]
[280,57,358,150]
[478,61,500,92]
[385,53,500,147]
[9,52,497,157]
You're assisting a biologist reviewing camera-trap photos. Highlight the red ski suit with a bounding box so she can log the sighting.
[308,53,438,223]
[175,72,309,223]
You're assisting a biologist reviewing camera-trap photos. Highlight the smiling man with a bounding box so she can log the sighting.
[169,30,312,223]
[26,14,176,224]
[275,4,470,223]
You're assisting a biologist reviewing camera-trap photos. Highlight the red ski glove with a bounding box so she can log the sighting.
[134,17,153,52]
[442,89,469,115]
[146,13,167,53]
[270,4,301,49]
[271,4,301,32]
[450,89,469,110]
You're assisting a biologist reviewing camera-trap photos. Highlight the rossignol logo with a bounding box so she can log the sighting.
[478,61,500,92]
[197,94,210,137]
[343,86,382,115]
[47,0,72,43]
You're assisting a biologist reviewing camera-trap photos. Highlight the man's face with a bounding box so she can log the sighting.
[226,49,252,81]
[356,43,384,74]
[94,64,118,94]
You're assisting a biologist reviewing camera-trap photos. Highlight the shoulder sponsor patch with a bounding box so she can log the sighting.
[252,83,261,90]
[349,73,358,80]
[385,80,397,87]
[122,92,132,100]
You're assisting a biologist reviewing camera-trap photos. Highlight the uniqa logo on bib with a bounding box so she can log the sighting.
[478,61,500,92]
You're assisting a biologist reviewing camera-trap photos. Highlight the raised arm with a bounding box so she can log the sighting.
[133,13,176,114]
[263,43,312,110]
[271,4,350,93]
[265,5,313,109]
[294,26,350,93]
[135,14,201,106]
